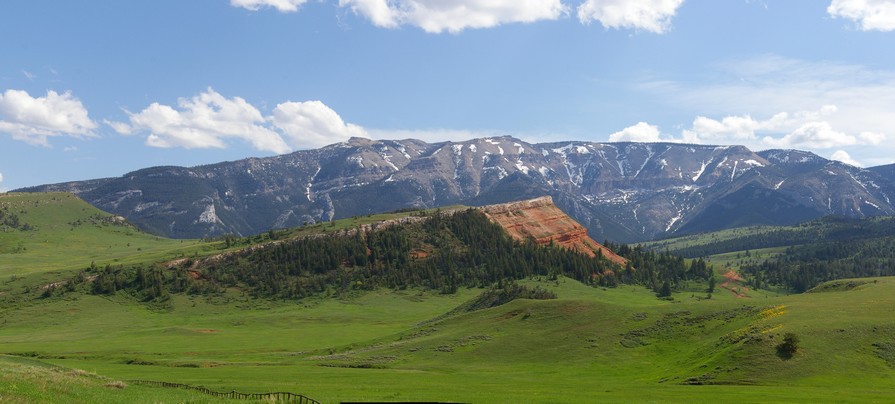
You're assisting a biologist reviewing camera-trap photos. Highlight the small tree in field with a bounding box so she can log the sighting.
[656,280,672,298]
[776,333,800,359]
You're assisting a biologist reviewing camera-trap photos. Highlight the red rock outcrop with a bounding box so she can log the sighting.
[481,196,627,266]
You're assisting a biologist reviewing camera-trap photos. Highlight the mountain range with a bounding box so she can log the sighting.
[19,137,895,242]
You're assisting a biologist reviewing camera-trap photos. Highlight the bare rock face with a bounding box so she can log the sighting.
[481,196,627,265]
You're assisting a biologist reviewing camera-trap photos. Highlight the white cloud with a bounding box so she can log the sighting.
[683,115,763,143]
[338,0,401,28]
[681,105,852,146]
[0,172,4,183]
[104,119,133,135]
[858,131,886,144]
[640,56,895,138]
[118,88,291,154]
[762,121,857,149]
[676,105,888,150]
[828,0,895,31]
[271,100,368,148]
[639,56,895,164]
[577,0,684,33]
[0,89,97,146]
[111,89,369,152]
[338,0,567,33]
[230,0,308,12]
[830,150,862,167]
[232,0,687,33]
[609,122,664,142]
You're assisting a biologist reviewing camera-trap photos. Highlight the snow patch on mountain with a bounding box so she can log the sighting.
[692,159,711,182]
[744,159,764,167]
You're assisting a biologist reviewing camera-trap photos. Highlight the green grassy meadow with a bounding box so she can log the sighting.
[2,193,895,403]
[0,193,213,278]
[3,277,894,403]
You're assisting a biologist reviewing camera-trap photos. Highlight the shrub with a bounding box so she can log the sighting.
[776,332,800,359]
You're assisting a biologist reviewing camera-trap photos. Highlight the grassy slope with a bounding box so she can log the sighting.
[0,192,458,300]
[643,215,895,260]
[2,193,895,402]
[646,225,783,253]
[0,355,216,403]
[2,277,893,403]
[0,193,212,278]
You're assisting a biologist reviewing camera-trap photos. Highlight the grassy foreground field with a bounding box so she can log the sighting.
[2,193,895,402]
[2,277,894,403]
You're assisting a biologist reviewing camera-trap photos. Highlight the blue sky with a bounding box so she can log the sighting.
[2,0,895,191]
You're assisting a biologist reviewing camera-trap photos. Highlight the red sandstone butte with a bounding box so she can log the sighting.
[481,196,627,266]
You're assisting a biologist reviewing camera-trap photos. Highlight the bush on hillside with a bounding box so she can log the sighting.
[776,332,800,359]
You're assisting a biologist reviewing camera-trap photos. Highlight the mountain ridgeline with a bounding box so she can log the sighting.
[19,137,895,242]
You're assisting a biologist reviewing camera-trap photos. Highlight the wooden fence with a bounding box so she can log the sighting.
[128,379,319,403]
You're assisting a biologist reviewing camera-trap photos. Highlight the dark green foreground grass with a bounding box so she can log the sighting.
[2,277,894,403]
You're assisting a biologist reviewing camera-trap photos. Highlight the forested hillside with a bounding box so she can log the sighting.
[741,237,895,292]
[50,209,712,303]
[641,215,895,292]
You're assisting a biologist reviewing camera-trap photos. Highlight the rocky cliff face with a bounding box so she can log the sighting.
[482,196,627,265]
[20,137,895,242]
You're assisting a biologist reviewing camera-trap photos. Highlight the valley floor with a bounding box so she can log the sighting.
[3,276,895,403]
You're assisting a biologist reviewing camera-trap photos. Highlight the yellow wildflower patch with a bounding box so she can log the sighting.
[759,304,786,320]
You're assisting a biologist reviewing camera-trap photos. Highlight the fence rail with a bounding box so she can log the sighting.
[128,379,319,403]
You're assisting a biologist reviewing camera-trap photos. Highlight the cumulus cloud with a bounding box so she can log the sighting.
[0,89,97,146]
[762,121,857,149]
[109,89,369,153]
[681,106,847,145]
[230,0,308,12]
[683,115,764,143]
[677,105,887,150]
[636,56,894,164]
[0,172,4,183]
[112,88,291,154]
[640,56,895,143]
[858,131,886,144]
[828,0,895,31]
[609,122,664,142]
[271,100,368,148]
[830,150,862,167]
[338,0,567,33]
[577,0,684,33]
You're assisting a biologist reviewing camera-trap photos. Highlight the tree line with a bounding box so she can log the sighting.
[604,241,713,297]
[48,209,713,302]
[741,237,895,292]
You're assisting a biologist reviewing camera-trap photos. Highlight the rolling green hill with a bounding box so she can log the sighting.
[2,277,895,402]
[3,192,895,402]
[0,193,213,278]
[641,215,895,259]
[639,215,895,292]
